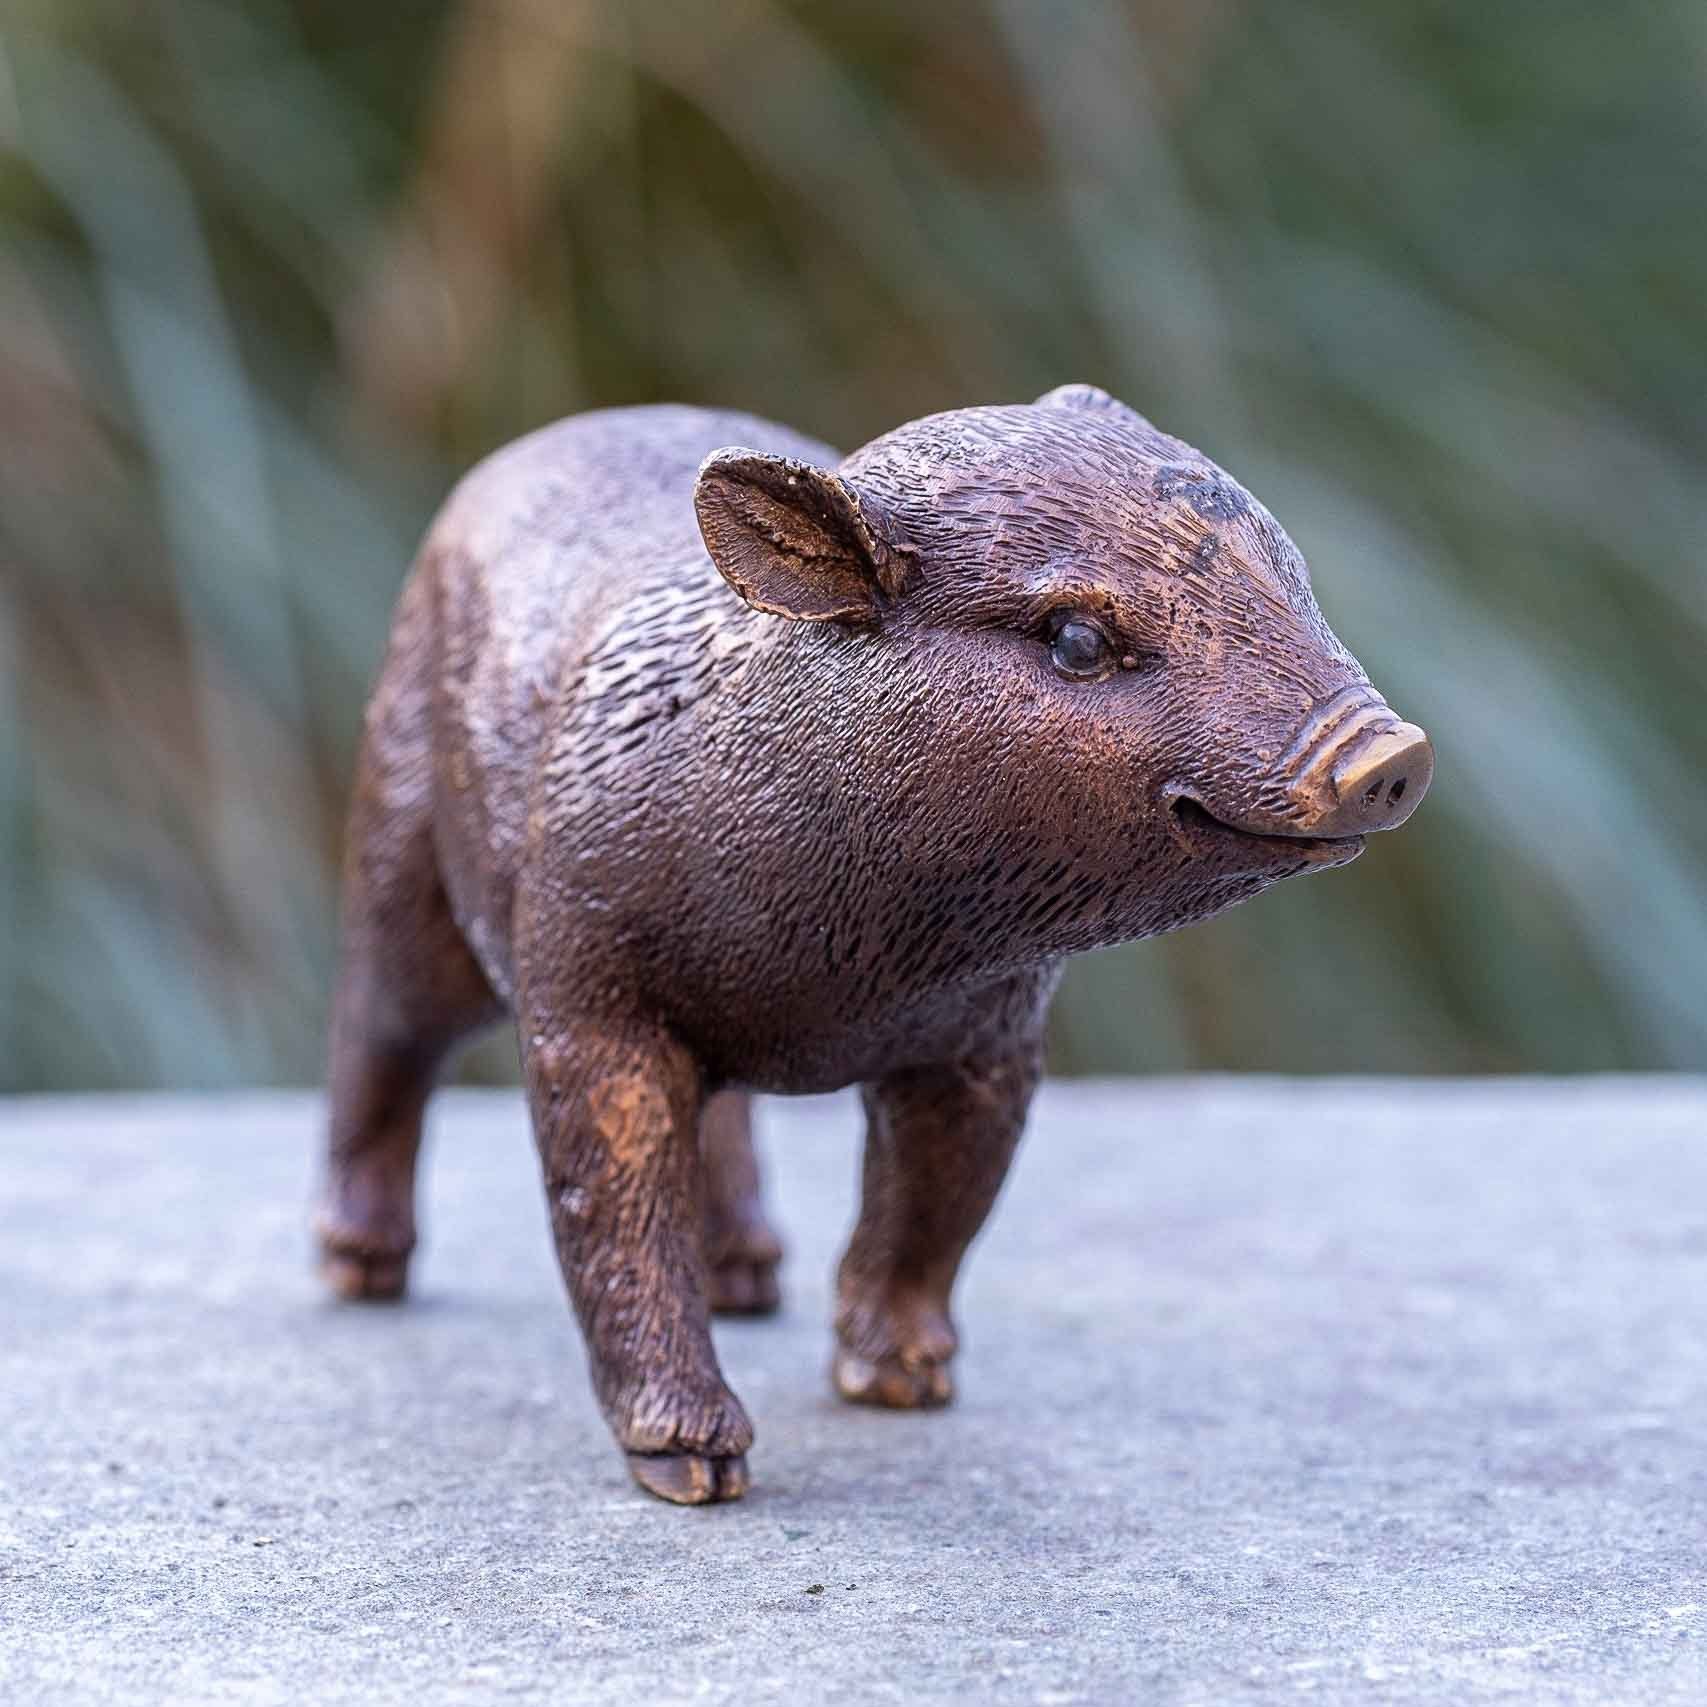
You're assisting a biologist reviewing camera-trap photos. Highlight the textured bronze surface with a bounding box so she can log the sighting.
[318,385,1432,1503]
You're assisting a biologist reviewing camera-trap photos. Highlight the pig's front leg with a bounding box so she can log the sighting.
[521,1014,753,1504]
[833,1038,1042,1409]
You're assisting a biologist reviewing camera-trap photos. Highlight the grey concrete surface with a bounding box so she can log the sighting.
[4,1080,1707,1706]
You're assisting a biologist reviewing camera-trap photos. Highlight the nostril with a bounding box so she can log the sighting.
[1358,773,1409,814]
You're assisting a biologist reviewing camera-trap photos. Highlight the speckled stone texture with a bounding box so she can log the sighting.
[4,1078,1706,1705]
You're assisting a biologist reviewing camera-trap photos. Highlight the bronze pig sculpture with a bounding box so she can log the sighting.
[318,385,1432,1504]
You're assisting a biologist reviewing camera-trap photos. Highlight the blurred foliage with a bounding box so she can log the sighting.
[2,0,1704,1090]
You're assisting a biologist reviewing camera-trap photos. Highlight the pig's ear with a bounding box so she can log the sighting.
[694,448,917,625]
[1034,383,1157,433]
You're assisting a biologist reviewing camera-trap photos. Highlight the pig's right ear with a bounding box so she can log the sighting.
[694,449,916,625]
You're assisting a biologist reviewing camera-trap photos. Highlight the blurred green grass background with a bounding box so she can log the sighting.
[2,0,1703,1090]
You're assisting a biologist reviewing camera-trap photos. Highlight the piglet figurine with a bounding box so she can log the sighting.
[318,385,1432,1503]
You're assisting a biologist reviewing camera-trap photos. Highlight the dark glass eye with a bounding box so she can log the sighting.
[1050,618,1110,679]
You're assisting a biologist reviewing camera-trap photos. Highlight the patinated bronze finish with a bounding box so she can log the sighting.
[318,386,1433,1503]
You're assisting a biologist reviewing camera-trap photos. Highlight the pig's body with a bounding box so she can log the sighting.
[322,388,1433,1505]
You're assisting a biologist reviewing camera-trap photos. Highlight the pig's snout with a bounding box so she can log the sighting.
[1279,687,1433,836]
[1318,721,1433,833]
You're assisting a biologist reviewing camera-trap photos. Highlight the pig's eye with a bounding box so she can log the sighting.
[1049,616,1113,680]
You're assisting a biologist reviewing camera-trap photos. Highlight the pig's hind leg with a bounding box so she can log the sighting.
[319,855,500,1301]
[699,1090,784,1316]
[318,601,502,1301]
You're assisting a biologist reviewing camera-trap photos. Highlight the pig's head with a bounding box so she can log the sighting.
[693,384,1432,963]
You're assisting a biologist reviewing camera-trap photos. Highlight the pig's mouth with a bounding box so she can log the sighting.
[1164,790,1365,870]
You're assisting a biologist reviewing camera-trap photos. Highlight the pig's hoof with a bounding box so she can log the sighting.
[704,1214,783,1317]
[832,1347,954,1410]
[626,1451,750,1505]
[320,1247,410,1302]
[707,1255,781,1317]
[315,1217,411,1302]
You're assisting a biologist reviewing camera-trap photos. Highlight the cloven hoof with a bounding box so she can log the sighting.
[317,1234,410,1303]
[832,1348,954,1410]
[626,1451,751,1505]
[706,1255,782,1316]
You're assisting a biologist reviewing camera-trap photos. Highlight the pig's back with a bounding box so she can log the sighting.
[418,404,839,998]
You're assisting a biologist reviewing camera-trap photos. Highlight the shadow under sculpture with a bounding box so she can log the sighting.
[317,383,1433,1504]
